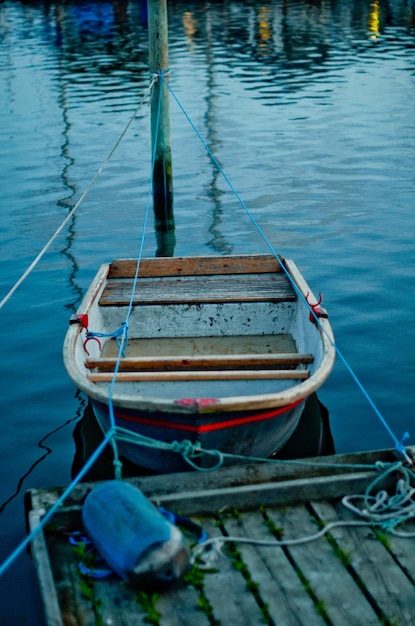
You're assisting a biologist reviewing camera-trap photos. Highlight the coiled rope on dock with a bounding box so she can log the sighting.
[192,460,415,568]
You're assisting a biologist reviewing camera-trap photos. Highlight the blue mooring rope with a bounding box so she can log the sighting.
[163,74,411,465]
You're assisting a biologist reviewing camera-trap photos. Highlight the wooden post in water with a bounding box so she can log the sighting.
[147,0,175,256]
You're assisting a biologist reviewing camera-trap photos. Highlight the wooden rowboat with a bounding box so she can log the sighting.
[63,253,335,472]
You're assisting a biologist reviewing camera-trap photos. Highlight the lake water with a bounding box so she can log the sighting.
[0,0,414,622]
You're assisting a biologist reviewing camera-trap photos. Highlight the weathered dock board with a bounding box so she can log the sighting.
[26,447,415,626]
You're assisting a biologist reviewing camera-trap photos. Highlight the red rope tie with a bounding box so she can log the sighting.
[306,292,328,325]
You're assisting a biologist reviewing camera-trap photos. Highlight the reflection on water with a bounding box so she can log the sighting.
[0,1,414,623]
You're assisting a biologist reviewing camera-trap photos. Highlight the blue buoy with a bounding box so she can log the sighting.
[82,481,190,586]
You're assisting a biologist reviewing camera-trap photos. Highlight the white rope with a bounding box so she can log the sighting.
[342,480,415,537]
[0,79,157,312]
[192,519,372,566]
[192,465,415,566]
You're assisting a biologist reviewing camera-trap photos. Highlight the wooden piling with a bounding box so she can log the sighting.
[147,0,175,255]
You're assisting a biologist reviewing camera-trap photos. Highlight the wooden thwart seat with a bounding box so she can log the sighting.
[85,353,313,371]
[85,353,313,382]
[87,369,310,383]
[99,255,296,306]
[107,254,286,279]
[99,274,295,307]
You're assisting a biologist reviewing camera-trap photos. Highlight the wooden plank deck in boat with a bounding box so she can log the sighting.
[26,447,415,626]
[98,255,297,306]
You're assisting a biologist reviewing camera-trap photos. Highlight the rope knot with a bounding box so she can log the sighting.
[168,439,223,471]
[113,458,123,480]
[171,439,199,456]
[379,517,406,532]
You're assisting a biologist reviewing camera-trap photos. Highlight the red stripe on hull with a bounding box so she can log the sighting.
[112,398,304,434]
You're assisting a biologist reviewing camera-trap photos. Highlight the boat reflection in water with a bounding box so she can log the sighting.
[72,392,334,482]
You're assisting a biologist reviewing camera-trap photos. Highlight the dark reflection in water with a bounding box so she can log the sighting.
[53,2,149,106]
[12,0,415,111]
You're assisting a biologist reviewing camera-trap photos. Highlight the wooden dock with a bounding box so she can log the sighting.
[26,447,415,626]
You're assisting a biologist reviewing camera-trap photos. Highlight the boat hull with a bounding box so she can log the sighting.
[91,397,306,472]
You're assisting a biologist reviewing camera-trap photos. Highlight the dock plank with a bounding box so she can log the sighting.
[313,500,415,626]
[46,530,101,626]
[27,448,398,509]
[384,523,415,586]
[197,517,267,625]
[221,510,326,625]
[266,502,381,626]
[94,578,149,626]
[157,583,211,626]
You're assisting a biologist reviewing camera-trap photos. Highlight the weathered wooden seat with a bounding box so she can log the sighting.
[85,353,313,382]
[98,255,296,306]
[86,369,310,383]
[85,353,313,372]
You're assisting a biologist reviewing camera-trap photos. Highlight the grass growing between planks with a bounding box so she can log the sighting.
[259,506,332,624]
[216,509,274,625]
[135,591,162,625]
[184,560,220,626]
[70,540,106,626]
[306,503,400,626]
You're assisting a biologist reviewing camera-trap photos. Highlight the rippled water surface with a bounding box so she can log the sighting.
[1,0,414,622]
